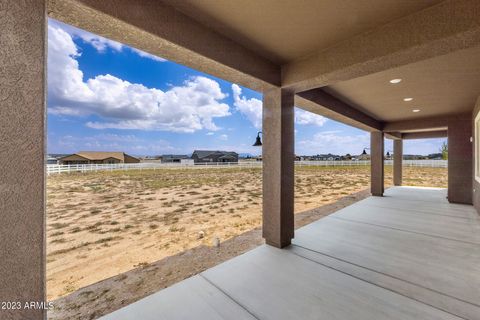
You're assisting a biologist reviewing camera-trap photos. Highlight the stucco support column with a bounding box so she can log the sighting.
[262,87,294,248]
[448,116,472,204]
[371,131,384,196]
[393,139,403,186]
[0,1,46,319]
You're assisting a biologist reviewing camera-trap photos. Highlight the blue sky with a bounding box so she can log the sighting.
[47,18,445,156]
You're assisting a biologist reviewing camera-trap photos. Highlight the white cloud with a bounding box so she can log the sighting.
[52,134,175,155]
[48,23,230,133]
[219,134,228,141]
[232,84,262,129]
[48,18,166,61]
[49,18,122,53]
[232,84,327,129]
[295,108,327,126]
[206,132,214,136]
[297,131,369,155]
[131,48,167,62]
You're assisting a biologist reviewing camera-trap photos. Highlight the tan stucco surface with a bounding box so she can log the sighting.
[262,88,295,248]
[370,132,384,196]
[162,0,439,64]
[448,114,473,204]
[282,0,480,92]
[0,1,46,319]
[393,140,403,186]
[325,45,480,122]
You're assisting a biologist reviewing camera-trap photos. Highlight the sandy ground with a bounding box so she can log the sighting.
[46,165,447,319]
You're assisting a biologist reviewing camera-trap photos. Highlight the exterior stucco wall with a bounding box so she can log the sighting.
[472,97,480,214]
[393,139,403,186]
[0,1,46,319]
[448,114,472,205]
[370,131,384,196]
[262,88,294,248]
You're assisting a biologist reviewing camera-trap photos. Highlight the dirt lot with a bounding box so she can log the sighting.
[46,165,447,318]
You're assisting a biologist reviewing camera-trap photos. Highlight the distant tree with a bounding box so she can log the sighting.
[440,142,448,160]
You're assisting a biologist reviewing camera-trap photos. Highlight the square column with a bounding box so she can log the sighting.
[448,116,472,204]
[393,139,403,186]
[371,131,384,196]
[0,1,46,319]
[262,87,295,248]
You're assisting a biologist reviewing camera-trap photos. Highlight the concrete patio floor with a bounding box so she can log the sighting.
[100,187,480,320]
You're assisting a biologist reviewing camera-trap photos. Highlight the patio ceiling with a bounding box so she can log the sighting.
[323,45,480,123]
[162,0,479,131]
[162,0,441,65]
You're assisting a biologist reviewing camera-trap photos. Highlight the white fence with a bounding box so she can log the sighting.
[396,159,447,168]
[46,159,447,175]
[46,161,259,175]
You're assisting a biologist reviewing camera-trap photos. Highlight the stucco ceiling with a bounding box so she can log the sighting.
[164,0,441,64]
[324,45,480,122]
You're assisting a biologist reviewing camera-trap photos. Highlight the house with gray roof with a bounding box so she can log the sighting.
[191,150,238,163]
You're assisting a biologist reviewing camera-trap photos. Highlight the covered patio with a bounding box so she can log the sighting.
[101,187,480,320]
[2,1,480,319]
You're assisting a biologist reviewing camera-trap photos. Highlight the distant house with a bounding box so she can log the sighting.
[46,156,59,165]
[59,151,140,165]
[140,155,163,163]
[428,153,443,160]
[191,150,238,163]
[357,153,370,161]
[404,154,429,160]
[312,153,341,161]
[161,155,190,163]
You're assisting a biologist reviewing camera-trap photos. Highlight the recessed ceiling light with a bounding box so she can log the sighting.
[412,109,420,113]
[403,97,413,102]
[389,78,402,84]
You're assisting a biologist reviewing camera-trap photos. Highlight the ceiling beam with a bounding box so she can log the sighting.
[47,0,280,91]
[402,130,448,140]
[296,88,382,132]
[282,0,480,92]
[385,132,402,140]
[383,115,450,132]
